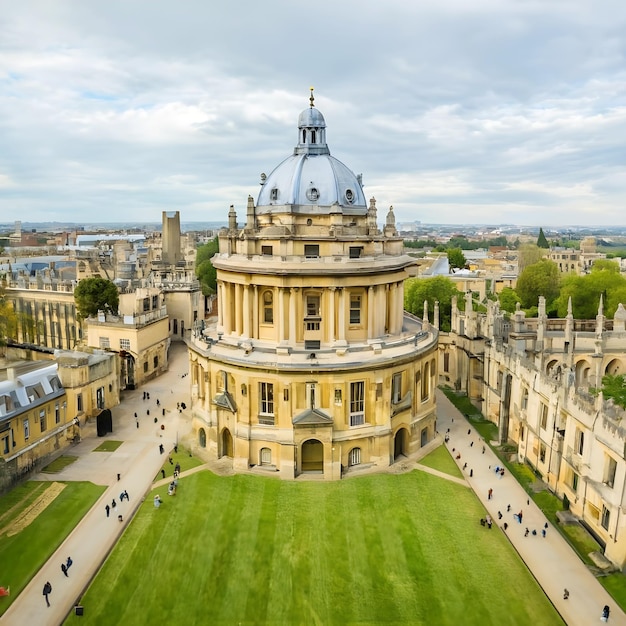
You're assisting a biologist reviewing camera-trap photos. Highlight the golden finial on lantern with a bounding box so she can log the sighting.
[309,86,315,108]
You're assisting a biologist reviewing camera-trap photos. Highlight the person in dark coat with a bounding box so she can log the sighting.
[61,563,68,577]
[43,581,52,606]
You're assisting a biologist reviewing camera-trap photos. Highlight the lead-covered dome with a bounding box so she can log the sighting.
[256,93,366,215]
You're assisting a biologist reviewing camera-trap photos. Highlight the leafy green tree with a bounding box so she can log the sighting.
[404,276,462,332]
[591,259,620,274]
[536,228,550,249]
[196,237,219,296]
[592,374,626,409]
[447,248,466,270]
[515,259,560,310]
[74,277,119,320]
[498,287,520,313]
[555,266,626,319]
[0,285,17,348]
[517,243,545,274]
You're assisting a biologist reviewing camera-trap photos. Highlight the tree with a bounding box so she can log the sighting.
[517,243,545,274]
[0,285,17,349]
[515,259,560,310]
[195,237,219,296]
[555,266,626,319]
[447,248,466,270]
[498,287,520,314]
[592,374,626,409]
[536,228,550,249]
[404,276,462,332]
[74,277,119,320]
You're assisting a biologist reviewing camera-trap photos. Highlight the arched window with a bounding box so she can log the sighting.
[349,447,361,466]
[311,130,316,143]
[263,290,273,324]
[421,362,431,401]
[302,130,306,143]
[260,447,272,466]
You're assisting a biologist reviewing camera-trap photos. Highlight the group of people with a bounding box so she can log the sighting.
[42,556,72,607]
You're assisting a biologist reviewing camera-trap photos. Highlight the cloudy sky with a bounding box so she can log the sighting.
[1,0,625,227]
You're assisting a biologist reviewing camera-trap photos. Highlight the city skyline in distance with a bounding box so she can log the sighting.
[1,1,624,226]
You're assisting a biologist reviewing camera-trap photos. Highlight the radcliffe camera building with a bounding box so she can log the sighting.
[188,94,438,479]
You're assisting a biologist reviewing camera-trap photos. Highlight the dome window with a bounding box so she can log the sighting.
[270,188,279,201]
[345,189,354,204]
[306,187,319,202]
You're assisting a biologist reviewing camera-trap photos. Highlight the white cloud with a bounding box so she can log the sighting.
[0,0,625,226]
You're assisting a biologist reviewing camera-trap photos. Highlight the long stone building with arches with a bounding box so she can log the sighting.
[187,94,438,480]
[442,293,626,568]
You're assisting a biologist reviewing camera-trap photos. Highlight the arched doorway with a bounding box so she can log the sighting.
[120,352,136,390]
[198,428,206,448]
[221,428,233,458]
[301,439,324,473]
[394,428,408,459]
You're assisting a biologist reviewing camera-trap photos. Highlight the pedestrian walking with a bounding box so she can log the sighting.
[467,429,471,435]
[524,527,529,537]
[161,468,166,479]
[563,589,569,600]
[136,418,139,429]
[488,488,493,500]
[482,445,485,454]
[507,504,511,512]
[469,469,473,477]
[61,563,68,577]
[602,605,610,622]
[111,498,116,509]
[66,557,73,570]
[43,581,52,606]
[134,412,137,419]
[470,441,474,447]
[541,528,546,538]
[124,490,129,501]
[105,504,110,518]
[159,443,164,454]
[156,398,160,406]
[147,409,150,416]
[120,491,125,502]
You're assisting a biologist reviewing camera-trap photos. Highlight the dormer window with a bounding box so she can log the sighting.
[270,188,279,201]
[306,187,319,202]
[345,189,354,204]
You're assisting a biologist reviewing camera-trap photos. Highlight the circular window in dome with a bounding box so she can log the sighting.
[345,189,355,204]
[306,187,320,202]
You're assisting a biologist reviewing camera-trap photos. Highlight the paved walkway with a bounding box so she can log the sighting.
[1,342,193,626]
[2,367,624,626]
[435,390,624,626]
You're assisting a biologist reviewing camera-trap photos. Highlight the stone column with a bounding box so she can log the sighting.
[252,285,258,339]
[289,288,297,343]
[367,286,374,340]
[329,287,336,343]
[389,283,396,334]
[396,281,404,333]
[278,288,285,343]
[338,288,346,343]
[234,284,242,336]
[242,285,250,339]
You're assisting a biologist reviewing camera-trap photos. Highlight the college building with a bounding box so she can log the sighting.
[188,94,438,479]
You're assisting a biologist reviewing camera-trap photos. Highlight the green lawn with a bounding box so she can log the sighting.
[418,445,463,478]
[41,455,79,473]
[93,440,123,452]
[153,446,203,481]
[66,471,562,625]
[0,481,105,616]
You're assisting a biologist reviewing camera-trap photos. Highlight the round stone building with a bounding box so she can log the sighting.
[188,93,438,479]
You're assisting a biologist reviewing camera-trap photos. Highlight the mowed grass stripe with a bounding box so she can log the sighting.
[67,470,563,625]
